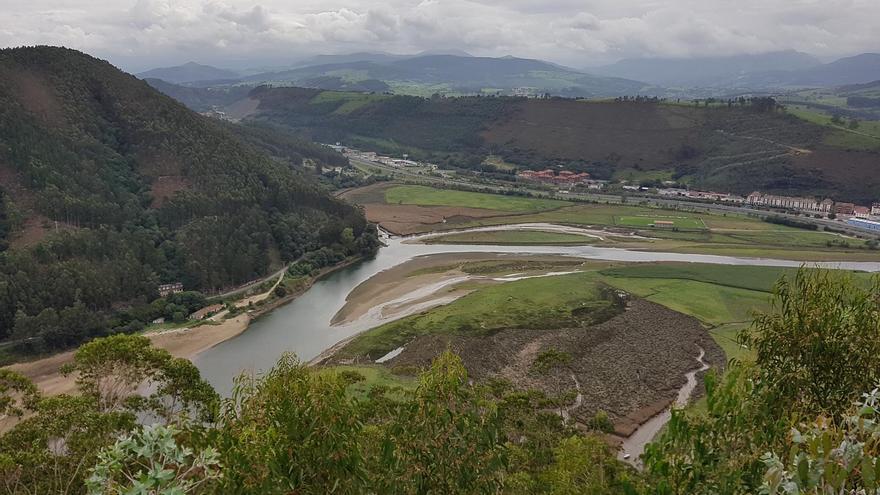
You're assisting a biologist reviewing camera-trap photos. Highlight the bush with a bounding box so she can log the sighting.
[763,215,818,230]
[589,410,614,433]
[273,285,287,298]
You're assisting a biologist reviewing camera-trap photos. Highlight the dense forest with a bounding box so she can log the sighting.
[0,46,377,352]
[1,270,878,494]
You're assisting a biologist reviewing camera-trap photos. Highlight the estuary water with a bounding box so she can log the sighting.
[195,225,880,394]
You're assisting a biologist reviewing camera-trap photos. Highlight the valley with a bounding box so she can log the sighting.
[2,40,880,493]
[344,183,880,261]
[188,85,880,204]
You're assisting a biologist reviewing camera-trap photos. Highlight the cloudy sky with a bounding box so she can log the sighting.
[1,0,878,71]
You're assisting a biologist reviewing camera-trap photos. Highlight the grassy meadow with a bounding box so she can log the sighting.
[336,259,878,366]
[375,184,878,261]
[319,365,416,400]
[425,230,597,245]
[384,185,567,212]
[335,271,613,360]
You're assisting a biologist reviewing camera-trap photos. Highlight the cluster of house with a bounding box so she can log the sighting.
[653,188,880,232]
[745,192,880,219]
[157,282,184,297]
[517,169,592,185]
[656,189,877,217]
[327,144,439,171]
[740,191,880,232]
[745,192,836,213]
[656,188,745,203]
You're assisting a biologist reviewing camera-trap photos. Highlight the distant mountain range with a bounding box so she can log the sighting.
[136,61,240,84]
[593,51,821,87]
[138,50,880,97]
[290,49,474,68]
[740,53,880,87]
[139,54,655,98]
[594,51,880,89]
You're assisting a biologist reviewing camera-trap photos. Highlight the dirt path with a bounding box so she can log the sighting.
[560,374,583,424]
[714,129,813,154]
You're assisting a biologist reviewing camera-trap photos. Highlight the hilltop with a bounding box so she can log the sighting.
[593,50,821,88]
[593,51,880,90]
[169,54,653,97]
[136,61,240,84]
[0,46,376,351]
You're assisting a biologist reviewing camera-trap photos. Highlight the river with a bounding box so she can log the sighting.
[195,225,880,394]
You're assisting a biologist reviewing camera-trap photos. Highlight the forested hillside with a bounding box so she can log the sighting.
[143,78,252,112]
[0,47,377,351]
[239,88,880,203]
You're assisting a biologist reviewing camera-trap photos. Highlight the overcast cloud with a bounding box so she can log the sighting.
[1,0,878,71]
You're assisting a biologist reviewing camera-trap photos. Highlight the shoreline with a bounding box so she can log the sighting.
[2,256,365,399]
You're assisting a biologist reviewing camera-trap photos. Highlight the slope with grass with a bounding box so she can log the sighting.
[240,88,880,203]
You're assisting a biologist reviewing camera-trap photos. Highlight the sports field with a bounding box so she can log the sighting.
[615,215,706,229]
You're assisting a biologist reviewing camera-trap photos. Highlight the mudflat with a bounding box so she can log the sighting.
[332,252,587,326]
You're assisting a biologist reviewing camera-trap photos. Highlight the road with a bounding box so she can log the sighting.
[210,263,290,301]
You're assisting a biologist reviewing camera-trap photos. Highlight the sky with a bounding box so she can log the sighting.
[1,0,878,71]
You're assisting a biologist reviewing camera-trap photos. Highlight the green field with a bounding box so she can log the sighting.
[373,185,877,260]
[384,185,566,212]
[599,273,770,326]
[599,264,796,292]
[598,263,877,361]
[427,230,597,245]
[309,91,389,114]
[788,105,880,151]
[336,272,612,360]
[339,261,877,366]
[616,215,706,229]
[319,365,415,400]
[612,168,674,183]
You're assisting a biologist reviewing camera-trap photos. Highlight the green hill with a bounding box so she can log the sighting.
[136,61,240,84]
[239,54,653,97]
[241,88,880,203]
[0,46,376,351]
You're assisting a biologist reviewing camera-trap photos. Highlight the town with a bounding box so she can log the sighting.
[329,144,880,234]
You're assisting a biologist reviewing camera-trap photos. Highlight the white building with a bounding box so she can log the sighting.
[747,192,832,213]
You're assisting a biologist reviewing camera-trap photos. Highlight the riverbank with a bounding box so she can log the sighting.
[1,256,365,399]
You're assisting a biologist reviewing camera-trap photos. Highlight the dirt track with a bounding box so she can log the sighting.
[373,298,725,432]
